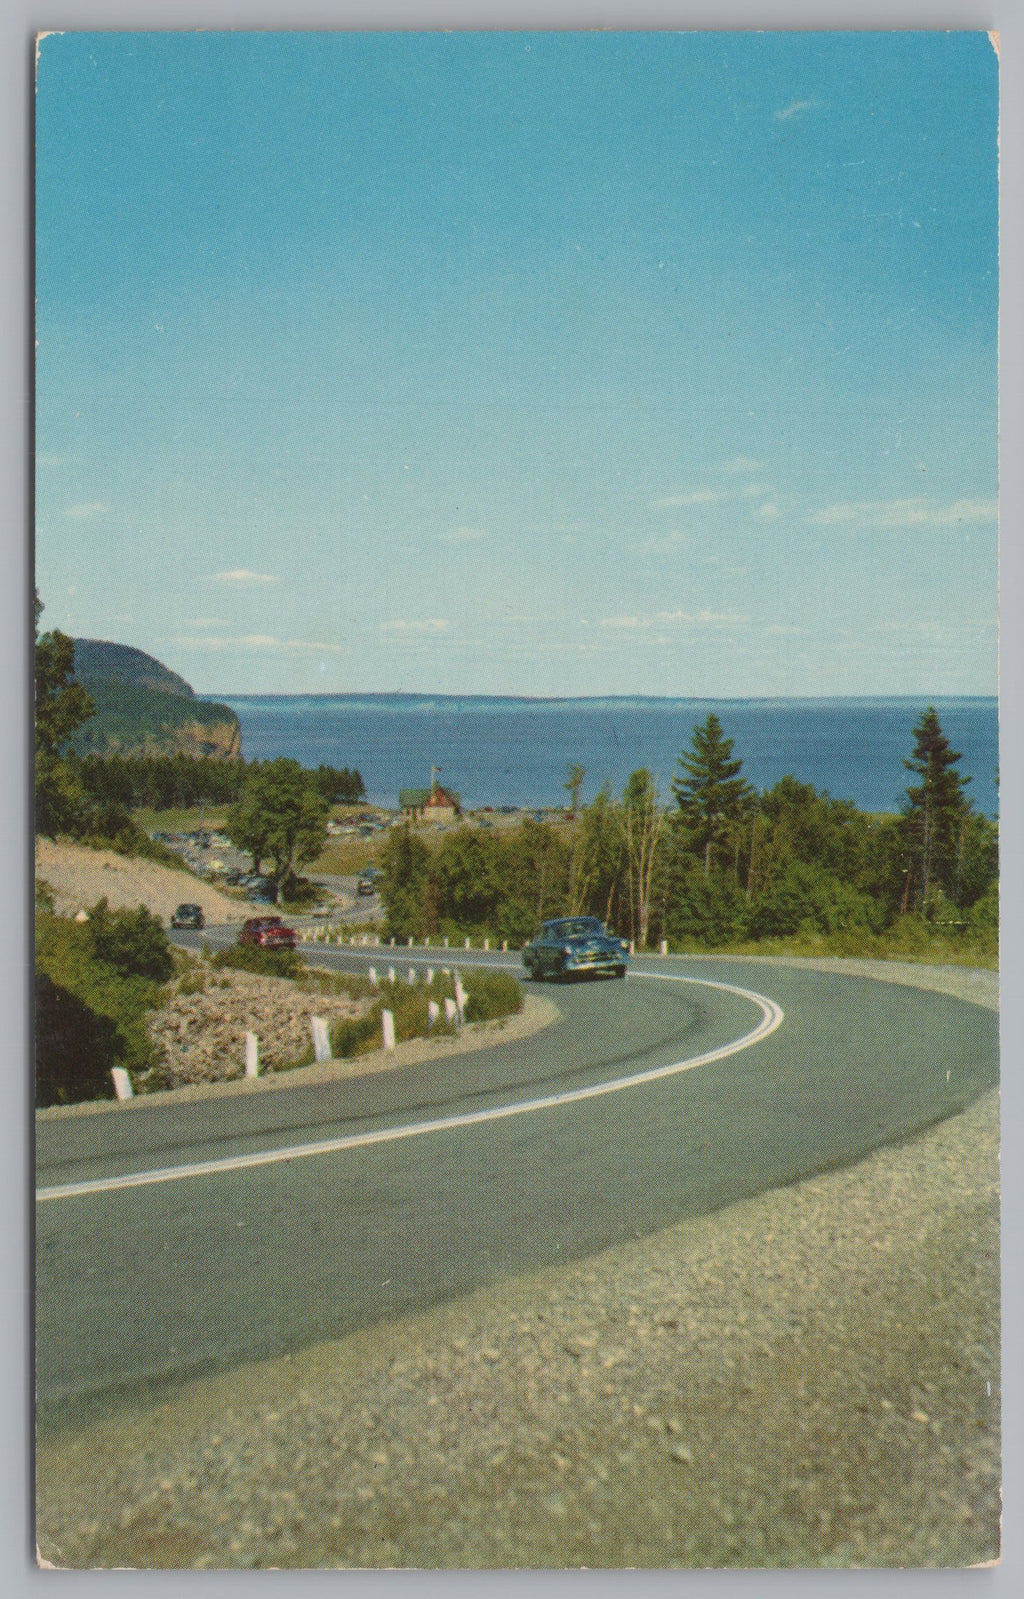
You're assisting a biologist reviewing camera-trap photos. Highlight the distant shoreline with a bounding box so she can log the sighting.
[205,691,998,706]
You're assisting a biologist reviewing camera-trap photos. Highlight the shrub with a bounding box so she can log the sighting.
[35,969,123,1106]
[330,1011,383,1058]
[210,945,302,980]
[35,909,164,1106]
[462,969,524,1023]
[87,897,174,981]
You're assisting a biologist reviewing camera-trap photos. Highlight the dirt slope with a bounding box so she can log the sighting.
[35,837,243,925]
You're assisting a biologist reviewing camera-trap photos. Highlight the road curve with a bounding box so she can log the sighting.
[36,950,998,1433]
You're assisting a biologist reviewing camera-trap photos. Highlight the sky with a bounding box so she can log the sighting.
[34,29,998,698]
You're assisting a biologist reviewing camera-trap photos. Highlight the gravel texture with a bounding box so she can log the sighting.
[36,961,1000,1570]
[148,969,371,1087]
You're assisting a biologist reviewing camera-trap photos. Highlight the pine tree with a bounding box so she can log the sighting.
[902,706,972,910]
[672,714,753,877]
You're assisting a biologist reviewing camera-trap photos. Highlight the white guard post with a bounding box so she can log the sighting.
[444,997,459,1025]
[368,966,378,986]
[408,967,416,984]
[382,1009,396,1051]
[110,1067,133,1101]
[427,1000,440,1028]
[310,1016,332,1064]
[244,1031,260,1078]
[454,975,468,1020]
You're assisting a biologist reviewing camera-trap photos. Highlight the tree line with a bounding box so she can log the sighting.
[378,711,997,952]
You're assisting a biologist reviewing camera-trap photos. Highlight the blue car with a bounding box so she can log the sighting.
[522,917,629,982]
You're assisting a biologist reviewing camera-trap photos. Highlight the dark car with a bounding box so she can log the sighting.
[170,903,205,930]
[238,916,298,950]
[522,917,629,982]
[357,870,379,897]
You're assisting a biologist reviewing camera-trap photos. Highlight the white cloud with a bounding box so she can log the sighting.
[64,501,110,519]
[380,618,450,635]
[808,498,997,529]
[774,99,818,122]
[757,501,780,519]
[185,617,230,628]
[440,525,487,544]
[720,456,762,474]
[654,489,728,508]
[211,568,281,584]
[765,624,806,636]
[178,633,347,653]
[600,609,741,630]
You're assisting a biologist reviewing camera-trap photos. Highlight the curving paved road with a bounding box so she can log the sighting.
[35,946,998,1434]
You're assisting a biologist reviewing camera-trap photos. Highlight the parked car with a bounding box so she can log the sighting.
[357,871,379,896]
[522,917,629,982]
[170,903,205,930]
[238,916,298,950]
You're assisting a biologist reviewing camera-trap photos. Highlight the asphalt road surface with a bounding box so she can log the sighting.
[35,947,998,1435]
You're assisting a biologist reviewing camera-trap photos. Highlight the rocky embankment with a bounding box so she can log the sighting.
[148,970,371,1088]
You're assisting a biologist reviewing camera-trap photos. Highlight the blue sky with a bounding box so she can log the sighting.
[35,29,998,697]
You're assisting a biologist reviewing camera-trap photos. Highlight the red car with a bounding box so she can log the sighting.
[238,916,298,950]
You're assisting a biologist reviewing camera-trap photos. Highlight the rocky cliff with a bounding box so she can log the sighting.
[70,640,242,759]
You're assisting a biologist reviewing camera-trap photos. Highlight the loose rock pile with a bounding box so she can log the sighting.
[149,969,372,1088]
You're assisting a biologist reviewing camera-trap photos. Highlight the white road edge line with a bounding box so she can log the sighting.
[36,974,783,1204]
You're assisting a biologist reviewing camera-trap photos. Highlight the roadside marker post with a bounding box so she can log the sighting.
[110,1068,133,1101]
[244,1032,260,1078]
[382,1009,396,1051]
[428,1000,440,1028]
[310,1016,332,1064]
[390,937,396,948]
[426,967,434,984]
[408,967,416,985]
[444,997,459,1026]
[425,936,430,947]
[368,966,378,986]
[408,936,414,948]
[454,975,468,1021]
[443,936,449,949]
[484,938,490,951]
[630,940,636,955]
[388,966,396,984]
[502,941,507,952]
[660,940,669,956]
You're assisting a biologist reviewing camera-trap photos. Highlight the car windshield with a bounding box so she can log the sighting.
[548,918,604,939]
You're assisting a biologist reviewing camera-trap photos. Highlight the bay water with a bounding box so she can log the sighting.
[211,695,998,818]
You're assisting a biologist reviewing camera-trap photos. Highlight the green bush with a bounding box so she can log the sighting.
[87,897,174,981]
[462,969,524,1023]
[35,909,165,1106]
[330,1011,384,1058]
[210,945,302,980]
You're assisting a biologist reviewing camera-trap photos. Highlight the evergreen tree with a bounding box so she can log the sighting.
[672,714,753,876]
[901,706,972,910]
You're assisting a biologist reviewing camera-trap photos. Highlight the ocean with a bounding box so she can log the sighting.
[212,695,999,818]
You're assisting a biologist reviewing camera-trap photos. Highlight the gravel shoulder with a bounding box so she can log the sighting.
[36,960,1000,1569]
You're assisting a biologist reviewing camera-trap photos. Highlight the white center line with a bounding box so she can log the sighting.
[36,973,783,1204]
